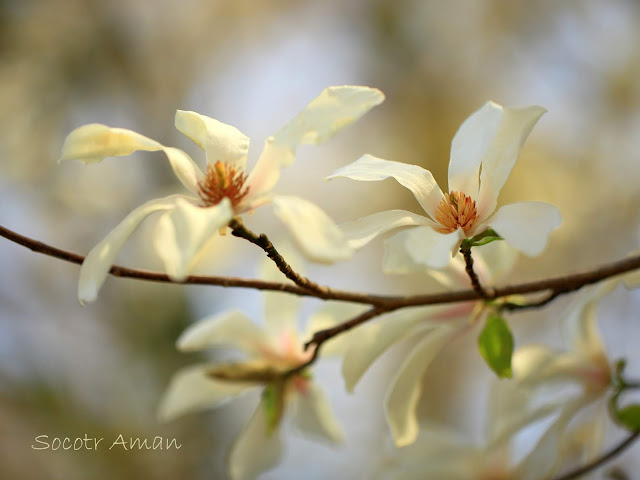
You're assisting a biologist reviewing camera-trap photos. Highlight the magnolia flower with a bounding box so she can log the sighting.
[341,241,518,447]
[326,101,562,268]
[380,401,574,480]
[158,258,353,480]
[59,86,384,303]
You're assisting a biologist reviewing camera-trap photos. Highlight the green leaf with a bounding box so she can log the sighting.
[468,228,502,247]
[478,314,514,378]
[262,381,285,435]
[616,405,640,431]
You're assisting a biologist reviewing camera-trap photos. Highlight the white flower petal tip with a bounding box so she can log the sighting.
[174,110,250,168]
[384,226,463,271]
[487,202,562,257]
[58,123,162,164]
[272,195,354,263]
[293,384,344,445]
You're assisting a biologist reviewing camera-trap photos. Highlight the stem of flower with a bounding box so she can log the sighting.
[460,240,490,298]
[228,217,329,295]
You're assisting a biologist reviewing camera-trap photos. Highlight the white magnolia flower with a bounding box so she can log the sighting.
[59,86,384,303]
[158,259,352,480]
[342,241,518,447]
[381,402,573,480]
[326,101,562,269]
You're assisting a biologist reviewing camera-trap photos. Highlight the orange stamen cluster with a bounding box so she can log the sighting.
[198,161,249,208]
[433,191,478,234]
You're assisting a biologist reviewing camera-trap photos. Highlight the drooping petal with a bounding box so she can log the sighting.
[448,101,504,198]
[272,195,353,263]
[383,226,464,270]
[59,123,163,164]
[326,154,445,218]
[59,124,204,195]
[157,365,256,422]
[175,110,250,171]
[228,400,283,480]
[78,194,184,304]
[176,310,266,355]
[476,105,547,221]
[473,239,519,284]
[342,308,431,393]
[292,383,344,444]
[153,197,234,281]
[385,325,457,447]
[245,86,384,199]
[486,202,562,256]
[339,209,434,250]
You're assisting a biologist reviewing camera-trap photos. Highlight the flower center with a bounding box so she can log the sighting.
[198,161,249,208]
[433,191,478,234]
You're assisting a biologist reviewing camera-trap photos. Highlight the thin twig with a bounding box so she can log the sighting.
[2,224,640,311]
[551,431,639,480]
[502,290,563,311]
[460,242,489,298]
[228,217,328,295]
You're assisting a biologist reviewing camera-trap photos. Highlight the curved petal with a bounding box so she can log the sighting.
[385,325,457,447]
[448,101,504,198]
[292,383,343,444]
[472,240,518,284]
[153,197,233,281]
[177,310,266,354]
[341,308,430,392]
[486,202,562,256]
[339,209,433,250]
[272,195,353,263]
[157,365,255,422]
[476,105,547,221]
[228,400,283,480]
[59,123,163,164]
[175,110,250,171]
[326,154,445,218]
[78,195,183,304]
[59,124,204,195]
[246,86,384,198]
[383,226,464,270]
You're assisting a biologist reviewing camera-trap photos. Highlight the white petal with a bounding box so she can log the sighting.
[175,110,250,171]
[59,124,163,164]
[448,101,504,198]
[385,325,456,447]
[383,226,464,270]
[153,197,233,281]
[486,202,562,256]
[340,209,433,250]
[342,308,430,392]
[327,154,445,218]
[157,365,255,422]
[177,310,266,354]
[292,383,344,444]
[246,86,384,198]
[305,302,367,357]
[59,124,204,195]
[228,400,283,480]
[272,195,353,263]
[472,240,519,284]
[476,105,547,221]
[78,195,183,304]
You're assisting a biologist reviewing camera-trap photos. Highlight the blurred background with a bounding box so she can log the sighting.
[1,0,640,478]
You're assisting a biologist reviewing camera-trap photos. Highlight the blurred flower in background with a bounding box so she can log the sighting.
[1,0,640,479]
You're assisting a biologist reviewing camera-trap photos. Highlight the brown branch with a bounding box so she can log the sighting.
[460,242,489,298]
[228,217,329,295]
[551,431,639,480]
[2,223,640,312]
